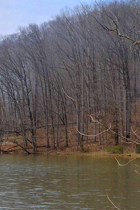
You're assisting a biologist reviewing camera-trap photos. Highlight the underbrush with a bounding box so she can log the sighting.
[105,145,124,154]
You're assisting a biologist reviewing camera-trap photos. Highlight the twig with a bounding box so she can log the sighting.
[90,115,137,144]
[135,164,140,168]
[115,157,140,167]
[106,192,122,210]
[131,127,140,140]
[62,88,76,103]
[76,124,111,137]
[85,2,140,46]
[134,170,140,175]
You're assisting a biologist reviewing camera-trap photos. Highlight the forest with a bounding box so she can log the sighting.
[0,0,140,154]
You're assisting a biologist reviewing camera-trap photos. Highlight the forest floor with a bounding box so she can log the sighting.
[0,136,138,157]
[0,119,139,156]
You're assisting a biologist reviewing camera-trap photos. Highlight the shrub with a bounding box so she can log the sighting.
[106,145,123,154]
[135,144,140,154]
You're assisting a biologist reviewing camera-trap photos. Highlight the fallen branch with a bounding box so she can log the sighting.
[14,140,31,155]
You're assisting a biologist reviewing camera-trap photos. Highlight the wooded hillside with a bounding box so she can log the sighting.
[0,0,140,153]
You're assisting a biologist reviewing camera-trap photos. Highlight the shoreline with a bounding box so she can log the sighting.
[0,140,139,158]
[1,149,140,158]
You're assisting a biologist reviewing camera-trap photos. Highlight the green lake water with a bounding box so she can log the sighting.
[0,155,140,209]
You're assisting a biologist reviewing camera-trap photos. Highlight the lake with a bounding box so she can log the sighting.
[0,154,140,209]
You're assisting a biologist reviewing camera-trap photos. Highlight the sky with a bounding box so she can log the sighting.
[0,0,93,36]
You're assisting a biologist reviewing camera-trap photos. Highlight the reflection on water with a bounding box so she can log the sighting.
[0,155,140,209]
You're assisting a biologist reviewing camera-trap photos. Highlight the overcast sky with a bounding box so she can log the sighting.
[0,0,94,36]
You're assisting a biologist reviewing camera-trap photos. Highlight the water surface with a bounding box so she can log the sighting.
[0,155,140,209]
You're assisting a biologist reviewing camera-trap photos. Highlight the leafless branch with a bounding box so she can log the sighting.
[13,140,31,155]
[106,192,122,210]
[115,157,140,167]
[90,115,137,144]
[131,127,140,140]
[76,123,111,137]
[134,170,140,175]
[135,164,140,168]
[78,113,138,144]
[84,2,140,46]
[106,12,135,43]
[89,115,103,126]
[62,88,76,103]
